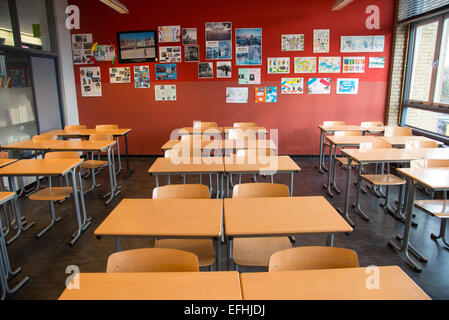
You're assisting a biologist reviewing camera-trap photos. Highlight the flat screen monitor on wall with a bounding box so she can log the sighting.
[117,30,159,63]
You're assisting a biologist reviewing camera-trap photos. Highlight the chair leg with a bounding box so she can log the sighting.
[36,201,61,239]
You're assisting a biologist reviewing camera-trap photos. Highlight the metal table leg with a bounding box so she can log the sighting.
[353,164,370,221]
[323,143,334,197]
[69,168,86,246]
[215,237,221,271]
[337,158,355,227]
[123,134,134,179]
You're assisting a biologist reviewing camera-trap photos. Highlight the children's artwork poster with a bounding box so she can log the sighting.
[185,45,199,62]
[109,67,131,84]
[182,28,197,45]
[313,29,330,53]
[158,26,181,43]
[267,57,290,74]
[308,77,331,95]
[80,67,102,97]
[337,78,359,95]
[199,62,214,78]
[159,46,182,63]
[93,44,115,61]
[281,34,304,51]
[238,68,261,85]
[342,57,365,73]
[318,57,341,73]
[294,57,317,73]
[369,57,386,68]
[281,78,304,94]
[155,85,177,101]
[134,66,150,89]
[155,64,177,80]
[217,61,232,78]
[255,87,278,103]
[236,28,262,65]
[226,87,248,103]
[72,33,94,64]
[205,22,232,60]
[341,36,385,53]
[255,87,266,103]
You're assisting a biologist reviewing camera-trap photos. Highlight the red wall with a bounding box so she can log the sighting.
[69,0,395,155]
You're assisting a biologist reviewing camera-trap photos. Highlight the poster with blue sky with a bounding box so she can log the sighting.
[236,28,262,66]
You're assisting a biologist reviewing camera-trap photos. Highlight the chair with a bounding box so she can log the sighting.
[32,134,58,141]
[231,183,292,268]
[405,140,439,149]
[384,126,413,137]
[193,122,217,129]
[64,125,87,131]
[227,128,257,141]
[321,122,346,168]
[234,122,257,128]
[152,184,216,268]
[361,122,384,129]
[106,248,199,273]
[96,125,121,173]
[332,131,363,167]
[268,246,359,272]
[234,149,275,184]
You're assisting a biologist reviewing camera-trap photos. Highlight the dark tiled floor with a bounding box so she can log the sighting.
[3,158,449,300]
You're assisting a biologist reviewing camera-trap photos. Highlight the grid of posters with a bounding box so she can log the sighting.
[182,28,197,45]
[294,57,317,73]
[369,57,386,68]
[159,46,182,63]
[238,68,261,85]
[255,87,278,103]
[343,57,365,73]
[337,78,359,94]
[313,29,330,53]
[155,85,177,101]
[308,77,331,94]
[267,57,290,74]
[80,67,101,97]
[155,64,177,80]
[236,28,262,65]
[94,44,115,61]
[341,36,385,53]
[72,34,94,65]
[217,61,232,78]
[281,34,304,51]
[226,87,248,103]
[109,67,131,84]
[134,66,150,89]
[158,26,181,43]
[206,22,232,60]
[281,78,304,94]
[318,57,341,73]
[185,46,199,62]
[199,62,214,78]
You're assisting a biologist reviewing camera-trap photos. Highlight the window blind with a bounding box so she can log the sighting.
[398,0,449,22]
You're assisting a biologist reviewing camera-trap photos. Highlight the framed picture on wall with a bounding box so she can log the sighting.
[117,30,159,63]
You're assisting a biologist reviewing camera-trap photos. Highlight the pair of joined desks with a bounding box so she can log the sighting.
[161,139,278,153]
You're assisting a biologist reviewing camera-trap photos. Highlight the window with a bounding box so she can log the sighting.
[16,0,51,51]
[0,0,14,46]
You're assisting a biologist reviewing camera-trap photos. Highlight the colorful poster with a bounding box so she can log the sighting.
[337,78,359,94]
[236,28,262,65]
[159,46,182,63]
[80,67,101,97]
[318,57,341,73]
[343,57,365,73]
[369,57,386,68]
[206,22,232,60]
[281,78,304,94]
[238,68,261,84]
[182,28,197,45]
[313,29,330,53]
[199,62,214,78]
[155,85,177,101]
[72,33,94,64]
[155,64,177,80]
[267,57,290,74]
[93,44,115,61]
[185,45,199,62]
[158,26,181,43]
[308,77,331,94]
[255,87,266,103]
[226,87,248,103]
[217,61,232,78]
[341,36,385,53]
[281,34,304,51]
[134,66,150,89]
[109,67,131,84]
[255,87,278,103]
[294,57,317,73]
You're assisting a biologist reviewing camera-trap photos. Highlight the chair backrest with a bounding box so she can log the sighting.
[181,135,211,142]
[32,134,58,141]
[89,134,114,141]
[233,183,290,198]
[405,140,439,149]
[384,126,413,137]
[323,121,346,128]
[268,246,360,272]
[235,148,274,158]
[228,128,257,141]
[0,152,8,159]
[96,124,118,131]
[410,159,449,168]
[65,125,87,131]
[193,122,217,129]
[361,121,384,128]
[153,184,210,199]
[45,152,81,160]
[234,122,257,128]
[359,141,392,150]
[106,248,199,273]
[334,131,363,137]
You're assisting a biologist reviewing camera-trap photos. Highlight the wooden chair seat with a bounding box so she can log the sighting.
[361,174,406,186]
[81,160,108,169]
[28,187,73,201]
[415,200,449,218]
[232,237,292,267]
[0,192,15,203]
[154,239,215,267]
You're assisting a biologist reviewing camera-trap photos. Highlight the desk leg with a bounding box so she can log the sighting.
[70,169,85,246]
[226,174,230,199]
[155,175,160,188]
[77,170,91,229]
[317,130,325,173]
[337,158,355,227]
[327,234,334,247]
[331,147,341,195]
[216,174,220,199]
[353,164,370,221]
[227,237,233,271]
[215,237,221,271]
[290,172,294,197]
[103,146,121,206]
[123,134,133,179]
[324,144,334,197]
[115,137,122,175]
[431,219,449,248]
[115,238,122,252]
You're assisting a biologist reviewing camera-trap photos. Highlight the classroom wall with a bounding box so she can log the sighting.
[68,0,395,155]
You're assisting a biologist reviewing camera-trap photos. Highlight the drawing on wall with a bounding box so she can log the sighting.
[313,29,330,53]
[369,57,386,68]
[155,85,177,101]
[294,57,316,73]
[236,28,262,65]
[134,66,150,88]
[109,67,131,84]
[267,57,290,74]
[72,33,94,64]
[341,36,385,52]
[308,77,331,94]
[318,57,341,73]
[255,87,277,103]
[155,64,177,80]
[217,61,232,78]
[94,44,115,61]
[199,62,214,78]
[226,87,248,103]
[185,45,199,62]
[80,67,101,97]
[158,26,181,43]
[205,22,232,60]
[342,57,365,73]
[255,87,266,103]
[337,78,359,94]
[281,34,304,51]
[159,46,182,63]
[281,78,304,94]
[182,28,197,45]
[238,68,261,85]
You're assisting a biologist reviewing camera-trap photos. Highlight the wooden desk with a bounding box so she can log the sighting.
[409,148,449,159]
[161,140,222,152]
[179,127,224,135]
[59,271,242,300]
[221,139,278,152]
[223,127,268,138]
[0,159,17,168]
[2,140,63,152]
[240,266,430,300]
[379,136,443,148]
